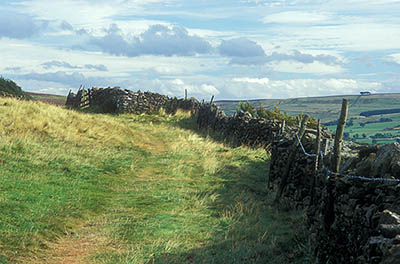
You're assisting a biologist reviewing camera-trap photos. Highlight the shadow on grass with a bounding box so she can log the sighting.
[145,117,312,263]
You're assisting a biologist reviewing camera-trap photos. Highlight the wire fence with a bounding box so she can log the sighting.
[295,134,400,183]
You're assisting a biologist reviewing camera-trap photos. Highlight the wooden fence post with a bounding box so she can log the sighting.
[210,95,214,104]
[280,119,286,135]
[331,99,349,174]
[185,89,188,100]
[310,119,321,206]
[275,115,309,202]
[324,98,348,230]
[88,88,92,108]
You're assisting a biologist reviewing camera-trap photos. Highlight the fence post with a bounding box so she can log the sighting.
[210,95,214,104]
[310,119,321,206]
[331,99,349,173]
[324,98,348,230]
[88,88,92,108]
[275,115,309,202]
[185,89,187,100]
[280,119,286,135]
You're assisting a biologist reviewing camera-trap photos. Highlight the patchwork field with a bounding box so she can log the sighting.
[216,93,400,144]
[0,98,310,263]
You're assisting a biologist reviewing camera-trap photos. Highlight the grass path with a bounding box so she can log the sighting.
[0,99,310,263]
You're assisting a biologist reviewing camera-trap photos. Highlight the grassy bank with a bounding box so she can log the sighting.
[0,98,310,263]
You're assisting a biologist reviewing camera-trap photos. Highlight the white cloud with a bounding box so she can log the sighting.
[152,66,186,75]
[262,11,332,24]
[18,0,176,34]
[172,79,184,85]
[222,78,384,99]
[218,38,343,67]
[268,61,344,74]
[233,77,270,85]
[145,78,219,99]
[0,10,48,39]
[218,38,265,57]
[267,22,400,51]
[18,0,118,27]
[88,24,212,57]
[13,79,71,95]
[200,84,219,95]
[385,53,400,65]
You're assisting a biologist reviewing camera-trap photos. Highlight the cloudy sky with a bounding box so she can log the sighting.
[1,0,400,100]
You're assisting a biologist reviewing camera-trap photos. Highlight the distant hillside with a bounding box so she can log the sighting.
[25,92,66,106]
[215,93,400,122]
[0,77,31,99]
[215,93,400,145]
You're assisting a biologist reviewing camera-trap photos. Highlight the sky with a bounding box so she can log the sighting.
[1,0,400,100]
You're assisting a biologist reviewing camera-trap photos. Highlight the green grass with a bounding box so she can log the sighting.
[0,98,311,263]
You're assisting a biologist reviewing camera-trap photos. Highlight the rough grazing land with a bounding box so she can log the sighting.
[0,97,310,264]
[198,102,400,264]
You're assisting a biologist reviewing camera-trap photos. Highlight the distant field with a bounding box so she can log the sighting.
[26,92,66,106]
[216,93,400,144]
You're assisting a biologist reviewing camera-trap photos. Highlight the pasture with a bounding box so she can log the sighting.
[216,93,400,144]
[0,98,310,263]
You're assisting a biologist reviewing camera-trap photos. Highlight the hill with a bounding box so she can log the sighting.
[0,77,31,99]
[25,92,66,106]
[0,97,310,263]
[216,93,400,144]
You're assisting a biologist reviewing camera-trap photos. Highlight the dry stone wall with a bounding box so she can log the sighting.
[66,86,199,114]
[196,103,289,147]
[197,102,400,264]
[271,134,400,263]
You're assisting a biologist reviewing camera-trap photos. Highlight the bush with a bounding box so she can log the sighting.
[0,77,31,99]
[236,102,317,128]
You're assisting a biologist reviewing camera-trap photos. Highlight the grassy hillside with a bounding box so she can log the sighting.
[216,93,400,144]
[0,98,310,264]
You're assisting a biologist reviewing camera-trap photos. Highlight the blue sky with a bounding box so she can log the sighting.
[1,0,400,100]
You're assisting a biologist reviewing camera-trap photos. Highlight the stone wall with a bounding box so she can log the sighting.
[270,133,400,263]
[66,86,199,114]
[197,102,400,264]
[196,103,291,147]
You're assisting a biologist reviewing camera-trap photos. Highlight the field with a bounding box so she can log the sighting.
[216,93,400,144]
[0,97,310,263]
[26,92,67,106]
